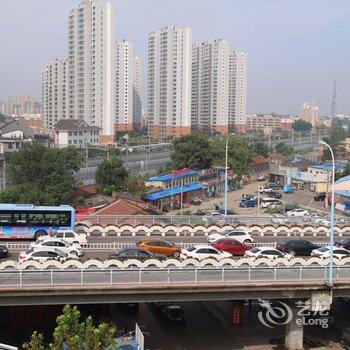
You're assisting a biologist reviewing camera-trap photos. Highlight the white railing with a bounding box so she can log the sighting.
[0,265,348,288]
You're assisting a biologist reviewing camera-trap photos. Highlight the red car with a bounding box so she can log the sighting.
[212,238,252,256]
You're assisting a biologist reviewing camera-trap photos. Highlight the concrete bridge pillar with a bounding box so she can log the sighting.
[285,301,303,350]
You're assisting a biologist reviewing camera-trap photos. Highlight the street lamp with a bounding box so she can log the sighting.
[319,140,335,286]
[224,133,235,217]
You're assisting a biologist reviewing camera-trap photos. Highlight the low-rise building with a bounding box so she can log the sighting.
[246,114,281,132]
[54,119,101,148]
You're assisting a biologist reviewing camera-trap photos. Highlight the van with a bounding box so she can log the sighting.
[261,198,282,208]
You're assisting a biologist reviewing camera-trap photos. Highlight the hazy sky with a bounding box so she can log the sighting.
[1,0,349,115]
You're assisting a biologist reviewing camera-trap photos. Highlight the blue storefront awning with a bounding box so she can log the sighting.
[146,183,204,201]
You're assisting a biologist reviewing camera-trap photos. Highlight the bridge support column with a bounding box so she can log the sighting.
[285,301,303,350]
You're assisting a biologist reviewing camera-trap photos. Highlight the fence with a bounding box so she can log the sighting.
[0,265,348,288]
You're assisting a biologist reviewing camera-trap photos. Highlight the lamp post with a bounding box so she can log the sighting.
[224,133,235,217]
[319,140,335,286]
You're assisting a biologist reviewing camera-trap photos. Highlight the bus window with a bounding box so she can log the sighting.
[13,213,28,225]
[58,212,70,227]
[27,213,45,226]
[44,213,59,226]
[0,212,12,226]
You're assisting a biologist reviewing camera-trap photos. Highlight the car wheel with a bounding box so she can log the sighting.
[34,230,47,240]
[172,251,180,258]
[73,241,79,245]
[243,239,252,244]
[290,250,296,257]
[71,251,78,256]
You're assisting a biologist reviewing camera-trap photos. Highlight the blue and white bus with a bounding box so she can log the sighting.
[0,204,75,240]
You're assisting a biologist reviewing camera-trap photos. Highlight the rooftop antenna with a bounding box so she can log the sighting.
[331,81,337,117]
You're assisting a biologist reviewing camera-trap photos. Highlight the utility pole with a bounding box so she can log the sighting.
[85,144,88,170]
[291,129,294,146]
[299,132,301,147]
[331,81,337,117]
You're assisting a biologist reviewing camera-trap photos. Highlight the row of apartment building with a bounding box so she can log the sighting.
[41,0,247,141]
[0,94,41,116]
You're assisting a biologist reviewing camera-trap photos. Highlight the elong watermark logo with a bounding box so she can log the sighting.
[257,300,330,329]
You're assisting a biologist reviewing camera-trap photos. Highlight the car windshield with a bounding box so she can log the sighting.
[250,248,261,253]
[318,247,329,252]
[169,308,183,317]
[187,247,196,252]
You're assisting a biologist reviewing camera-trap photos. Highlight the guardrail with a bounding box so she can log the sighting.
[4,241,328,252]
[80,214,349,227]
[0,265,348,288]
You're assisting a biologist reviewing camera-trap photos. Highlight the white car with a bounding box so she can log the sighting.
[18,247,78,263]
[286,208,309,217]
[313,217,331,227]
[271,214,291,225]
[261,198,282,208]
[30,237,83,257]
[207,229,253,244]
[311,246,350,259]
[257,174,266,181]
[244,246,291,260]
[180,246,232,261]
[38,230,87,245]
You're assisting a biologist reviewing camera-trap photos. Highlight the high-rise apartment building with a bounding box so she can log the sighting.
[133,56,142,130]
[67,0,116,141]
[299,102,319,125]
[116,40,134,131]
[0,94,41,116]
[191,39,231,134]
[229,51,247,133]
[42,58,68,129]
[148,25,192,139]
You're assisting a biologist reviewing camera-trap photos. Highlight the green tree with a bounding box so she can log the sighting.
[292,119,312,131]
[23,331,45,350]
[275,142,294,156]
[124,174,146,195]
[335,163,350,181]
[23,305,117,350]
[251,142,270,158]
[321,125,349,160]
[0,143,83,205]
[210,136,253,175]
[95,156,128,195]
[171,132,213,170]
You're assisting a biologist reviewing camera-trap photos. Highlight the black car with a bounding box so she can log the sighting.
[265,191,282,199]
[276,239,320,256]
[314,192,326,201]
[0,245,9,259]
[284,204,298,213]
[109,248,167,261]
[335,238,350,250]
[160,305,186,323]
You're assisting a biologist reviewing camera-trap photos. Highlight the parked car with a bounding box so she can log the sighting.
[286,208,309,217]
[207,229,253,244]
[336,238,350,250]
[276,239,321,256]
[244,247,291,260]
[267,202,285,213]
[30,237,83,256]
[109,248,167,261]
[265,191,282,199]
[311,246,350,259]
[136,240,181,258]
[260,182,282,192]
[314,192,326,201]
[284,203,298,213]
[239,198,258,208]
[313,216,331,227]
[283,184,295,194]
[212,238,252,256]
[160,305,186,323]
[271,214,291,225]
[257,174,266,181]
[0,245,9,259]
[39,230,87,245]
[261,198,282,208]
[18,247,78,263]
[180,246,232,261]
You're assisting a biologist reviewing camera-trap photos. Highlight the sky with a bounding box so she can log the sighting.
[0,0,349,115]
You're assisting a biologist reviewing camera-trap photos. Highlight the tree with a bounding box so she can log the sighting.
[95,156,128,195]
[124,174,146,195]
[292,119,312,131]
[335,163,350,181]
[210,136,253,175]
[275,142,294,156]
[321,125,349,160]
[0,143,83,205]
[23,305,117,350]
[251,142,270,158]
[171,132,213,170]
